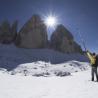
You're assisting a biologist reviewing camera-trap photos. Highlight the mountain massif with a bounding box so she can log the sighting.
[0,14,82,53]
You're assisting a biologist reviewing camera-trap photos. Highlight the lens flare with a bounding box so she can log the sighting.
[44,14,58,28]
[45,16,56,27]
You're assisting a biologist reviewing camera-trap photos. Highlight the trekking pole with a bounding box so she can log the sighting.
[77,29,87,52]
[82,40,87,52]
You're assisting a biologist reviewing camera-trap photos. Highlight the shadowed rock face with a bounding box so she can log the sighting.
[16,14,48,48]
[50,24,82,53]
[0,20,17,44]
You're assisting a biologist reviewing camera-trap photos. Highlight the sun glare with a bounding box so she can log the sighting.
[45,16,56,26]
[44,15,57,28]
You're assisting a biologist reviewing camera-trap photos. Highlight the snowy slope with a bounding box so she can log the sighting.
[0,44,96,98]
[9,61,89,76]
[0,69,98,98]
[0,44,88,70]
[0,44,89,76]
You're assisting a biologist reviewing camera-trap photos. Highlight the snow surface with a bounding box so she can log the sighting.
[9,61,89,77]
[0,44,88,70]
[0,69,98,98]
[0,44,94,98]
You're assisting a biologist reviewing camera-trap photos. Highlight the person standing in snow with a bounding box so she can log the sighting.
[86,51,98,82]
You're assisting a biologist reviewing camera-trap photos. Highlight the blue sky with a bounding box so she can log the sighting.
[0,0,98,53]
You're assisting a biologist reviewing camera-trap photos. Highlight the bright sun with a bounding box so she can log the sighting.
[45,15,57,28]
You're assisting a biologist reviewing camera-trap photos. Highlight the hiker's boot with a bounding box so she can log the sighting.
[92,78,94,81]
[97,77,98,82]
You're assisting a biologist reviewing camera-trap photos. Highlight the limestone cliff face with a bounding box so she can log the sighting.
[16,15,48,48]
[50,24,82,53]
[0,20,17,44]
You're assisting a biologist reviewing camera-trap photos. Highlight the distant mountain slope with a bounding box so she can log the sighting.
[0,44,88,70]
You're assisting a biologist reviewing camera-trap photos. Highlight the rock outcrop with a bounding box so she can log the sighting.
[11,21,18,42]
[16,14,48,48]
[0,20,17,44]
[50,24,82,53]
